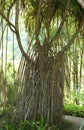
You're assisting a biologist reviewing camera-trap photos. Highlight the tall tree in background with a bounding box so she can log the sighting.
[0,0,84,127]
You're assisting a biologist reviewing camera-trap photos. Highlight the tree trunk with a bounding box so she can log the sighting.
[17,51,65,127]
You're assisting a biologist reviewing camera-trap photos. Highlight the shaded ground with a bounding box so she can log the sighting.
[61,115,84,130]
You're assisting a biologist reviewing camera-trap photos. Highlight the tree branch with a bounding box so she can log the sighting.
[35,0,42,48]
[0,0,30,61]
[49,0,70,47]
[15,0,30,61]
[7,0,16,20]
[0,10,16,32]
[58,18,84,55]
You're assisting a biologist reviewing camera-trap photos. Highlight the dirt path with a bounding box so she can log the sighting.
[62,115,84,130]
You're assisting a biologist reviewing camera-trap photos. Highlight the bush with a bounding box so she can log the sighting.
[64,104,84,117]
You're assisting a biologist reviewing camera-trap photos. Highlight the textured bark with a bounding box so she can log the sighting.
[17,52,65,127]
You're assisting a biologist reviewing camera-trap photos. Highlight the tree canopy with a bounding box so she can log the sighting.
[0,0,84,60]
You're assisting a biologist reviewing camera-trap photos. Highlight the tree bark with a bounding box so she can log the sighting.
[17,50,65,127]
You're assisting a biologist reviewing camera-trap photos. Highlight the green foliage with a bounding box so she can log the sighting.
[5,118,18,130]
[4,117,58,130]
[0,104,15,121]
[64,87,84,106]
[64,104,84,117]
[7,83,16,104]
[0,63,17,114]
[18,118,47,130]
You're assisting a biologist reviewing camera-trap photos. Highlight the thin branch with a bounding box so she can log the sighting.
[35,0,42,48]
[15,0,30,61]
[49,0,70,47]
[58,18,84,55]
[15,0,19,28]
[7,0,16,19]
[0,10,16,32]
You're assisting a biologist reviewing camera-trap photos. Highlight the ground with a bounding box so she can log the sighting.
[62,115,84,130]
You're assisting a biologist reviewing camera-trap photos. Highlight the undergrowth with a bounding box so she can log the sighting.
[64,104,84,117]
[4,117,58,130]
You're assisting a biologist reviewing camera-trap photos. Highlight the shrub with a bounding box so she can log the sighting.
[64,104,84,117]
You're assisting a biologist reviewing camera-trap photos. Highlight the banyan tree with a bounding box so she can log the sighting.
[0,0,84,128]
